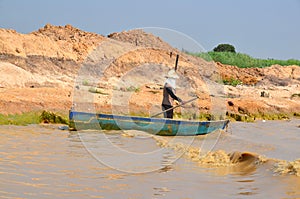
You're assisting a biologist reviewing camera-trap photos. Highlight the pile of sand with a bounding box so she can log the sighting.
[108,29,177,52]
[0,61,73,88]
[0,24,105,62]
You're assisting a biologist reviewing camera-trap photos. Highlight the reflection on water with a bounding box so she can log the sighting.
[0,121,299,198]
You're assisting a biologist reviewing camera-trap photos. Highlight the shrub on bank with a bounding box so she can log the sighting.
[40,110,68,124]
[213,44,236,53]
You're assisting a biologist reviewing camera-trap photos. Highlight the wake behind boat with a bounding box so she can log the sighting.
[69,111,229,136]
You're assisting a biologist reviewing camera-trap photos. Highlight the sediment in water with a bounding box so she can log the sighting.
[145,133,300,177]
[273,159,300,176]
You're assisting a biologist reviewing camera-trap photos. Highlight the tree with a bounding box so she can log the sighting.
[213,44,236,53]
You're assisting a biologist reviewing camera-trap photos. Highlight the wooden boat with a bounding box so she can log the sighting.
[69,111,229,136]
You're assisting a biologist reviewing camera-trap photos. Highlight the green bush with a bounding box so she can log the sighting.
[213,44,236,53]
[40,110,68,124]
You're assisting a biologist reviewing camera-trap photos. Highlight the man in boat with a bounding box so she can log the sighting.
[161,69,183,119]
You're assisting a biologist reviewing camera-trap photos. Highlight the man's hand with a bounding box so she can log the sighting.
[179,101,189,108]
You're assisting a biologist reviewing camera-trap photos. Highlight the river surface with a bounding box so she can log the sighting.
[1,120,300,199]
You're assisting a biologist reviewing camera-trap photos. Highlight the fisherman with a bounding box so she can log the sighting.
[161,69,184,119]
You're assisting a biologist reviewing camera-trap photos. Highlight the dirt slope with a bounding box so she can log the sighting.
[0,24,299,118]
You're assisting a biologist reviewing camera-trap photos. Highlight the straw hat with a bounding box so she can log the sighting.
[165,69,179,79]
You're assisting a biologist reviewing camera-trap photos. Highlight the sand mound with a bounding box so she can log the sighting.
[0,24,105,62]
[0,61,49,88]
[0,61,73,88]
[108,29,177,52]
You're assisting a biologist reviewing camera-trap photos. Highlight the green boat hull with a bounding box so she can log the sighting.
[69,111,229,136]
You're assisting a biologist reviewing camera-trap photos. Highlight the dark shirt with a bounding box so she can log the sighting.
[162,83,182,106]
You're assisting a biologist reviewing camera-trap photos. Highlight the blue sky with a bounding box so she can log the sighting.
[0,0,299,60]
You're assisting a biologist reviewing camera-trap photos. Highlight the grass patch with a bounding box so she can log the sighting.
[223,78,243,86]
[0,111,69,125]
[126,86,140,92]
[294,112,300,117]
[0,112,41,125]
[255,113,290,120]
[82,80,90,86]
[226,112,255,122]
[173,112,226,121]
[190,51,300,68]
[226,112,296,122]
[88,87,109,95]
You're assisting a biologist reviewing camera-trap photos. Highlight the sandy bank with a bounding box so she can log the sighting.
[0,24,299,120]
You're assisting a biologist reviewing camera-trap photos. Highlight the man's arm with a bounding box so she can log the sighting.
[166,87,182,102]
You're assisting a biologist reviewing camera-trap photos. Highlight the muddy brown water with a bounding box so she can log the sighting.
[1,120,299,198]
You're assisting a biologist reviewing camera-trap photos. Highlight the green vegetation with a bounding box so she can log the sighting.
[0,108,299,127]
[173,112,226,121]
[226,112,255,122]
[0,110,68,125]
[291,93,300,99]
[126,86,140,92]
[190,51,300,68]
[225,112,300,122]
[88,87,109,95]
[253,113,290,120]
[0,111,41,125]
[129,110,299,122]
[213,44,236,53]
[174,111,300,122]
[222,78,243,86]
[40,110,69,124]
[82,80,90,86]
[294,112,300,117]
